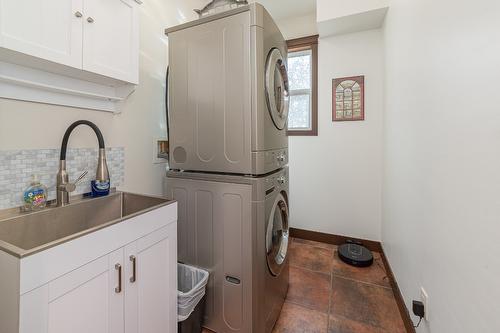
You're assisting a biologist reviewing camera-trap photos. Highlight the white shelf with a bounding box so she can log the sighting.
[0,61,136,113]
[0,75,123,102]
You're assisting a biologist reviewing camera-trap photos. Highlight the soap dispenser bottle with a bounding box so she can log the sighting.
[91,148,111,197]
[23,174,48,211]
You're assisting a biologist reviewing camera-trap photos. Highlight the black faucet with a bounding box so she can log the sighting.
[56,120,109,206]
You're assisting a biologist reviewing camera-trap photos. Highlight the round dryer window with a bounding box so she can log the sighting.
[266,192,289,276]
[265,48,290,130]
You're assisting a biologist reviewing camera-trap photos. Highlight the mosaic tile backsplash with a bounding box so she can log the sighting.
[0,147,124,210]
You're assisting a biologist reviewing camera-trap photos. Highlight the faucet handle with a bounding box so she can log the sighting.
[74,170,89,186]
[61,170,89,193]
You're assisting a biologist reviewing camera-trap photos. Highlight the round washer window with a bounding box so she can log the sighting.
[266,192,289,276]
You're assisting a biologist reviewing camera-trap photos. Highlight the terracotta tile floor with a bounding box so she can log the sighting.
[202,237,406,333]
[274,238,406,333]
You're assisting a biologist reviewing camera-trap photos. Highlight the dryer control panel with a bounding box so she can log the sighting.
[262,148,288,172]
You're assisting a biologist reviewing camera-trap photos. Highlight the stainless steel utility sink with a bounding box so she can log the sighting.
[0,191,172,258]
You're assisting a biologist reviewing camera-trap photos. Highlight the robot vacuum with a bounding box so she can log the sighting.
[338,243,373,267]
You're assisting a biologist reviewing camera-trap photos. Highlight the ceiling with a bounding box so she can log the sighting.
[249,0,316,20]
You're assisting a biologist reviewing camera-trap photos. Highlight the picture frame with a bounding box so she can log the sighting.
[332,75,365,122]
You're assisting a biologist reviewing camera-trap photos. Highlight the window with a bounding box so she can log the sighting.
[286,35,318,136]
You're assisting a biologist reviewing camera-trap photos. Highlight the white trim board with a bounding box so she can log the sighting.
[0,61,136,113]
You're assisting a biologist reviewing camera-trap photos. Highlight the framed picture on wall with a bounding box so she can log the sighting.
[332,76,365,121]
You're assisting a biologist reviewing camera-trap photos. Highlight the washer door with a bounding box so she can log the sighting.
[265,48,290,130]
[266,192,289,276]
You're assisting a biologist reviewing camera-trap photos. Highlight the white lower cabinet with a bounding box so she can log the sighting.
[125,227,176,333]
[19,225,177,333]
[20,249,124,333]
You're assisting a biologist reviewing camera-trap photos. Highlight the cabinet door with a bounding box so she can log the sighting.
[125,225,177,333]
[0,0,83,68]
[20,250,125,333]
[82,0,139,83]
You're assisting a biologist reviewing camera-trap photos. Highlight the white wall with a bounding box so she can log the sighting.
[317,0,389,22]
[316,0,388,38]
[289,29,384,241]
[276,13,317,40]
[382,0,500,332]
[0,0,205,196]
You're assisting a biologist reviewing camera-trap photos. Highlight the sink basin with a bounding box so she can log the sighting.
[0,191,171,257]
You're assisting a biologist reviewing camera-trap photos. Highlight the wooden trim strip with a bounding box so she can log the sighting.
[289,227,416,333]
[290,227,382,252]
[380,250,417,333]
[287,35,319,49]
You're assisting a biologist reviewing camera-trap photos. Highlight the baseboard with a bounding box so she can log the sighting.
[289,228,416,333]
[379,249,417,333]
[289,227,382,252]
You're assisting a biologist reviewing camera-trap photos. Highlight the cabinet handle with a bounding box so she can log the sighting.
[87,17,95,23]
[115,263,122,293]
[75,11,83,18]
[129,255,137,283]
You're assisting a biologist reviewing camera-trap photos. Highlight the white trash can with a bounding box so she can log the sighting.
[177,263,209,333]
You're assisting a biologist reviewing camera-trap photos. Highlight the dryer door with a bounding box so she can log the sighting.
[265,48,290,130]
[266,192,289,276]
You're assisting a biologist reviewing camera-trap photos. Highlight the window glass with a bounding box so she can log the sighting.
[288,50,312,131]
[288,94,311,129]
[288,50,311,90]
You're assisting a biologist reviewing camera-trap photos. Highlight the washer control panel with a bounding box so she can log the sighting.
[277,175,287,185]
[264,168,288,197]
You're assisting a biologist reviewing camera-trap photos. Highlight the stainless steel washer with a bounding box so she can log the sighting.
[164,168,289,333]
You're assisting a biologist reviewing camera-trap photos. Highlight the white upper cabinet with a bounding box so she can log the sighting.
[83,0,139,84]
[0,0,84,68]
[0,0,139,112]
[0,0,139,82]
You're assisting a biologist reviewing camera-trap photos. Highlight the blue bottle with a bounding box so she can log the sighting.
[91,179,110,197]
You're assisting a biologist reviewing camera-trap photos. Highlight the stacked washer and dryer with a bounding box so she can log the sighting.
[164,3,290,333]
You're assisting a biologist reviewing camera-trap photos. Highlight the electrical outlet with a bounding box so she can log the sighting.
[420,287,429,321]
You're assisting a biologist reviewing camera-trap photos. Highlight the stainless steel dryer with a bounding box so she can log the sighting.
[164,168,290,333]
[165,3,289,175]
